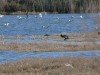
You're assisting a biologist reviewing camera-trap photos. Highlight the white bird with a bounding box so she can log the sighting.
[17,16,23,19]
[0,14,4,18]
[4,23,10,26]
[35,15,37,18]
[43,26,45,28]
[80,15,83,18]
[56,17,59,19]
[17,16,20,18]
[95,27,100,30]
[65,63,74,68]
[95,27,98,30]
[39,13,42,17]
[68,20,71,22]
[71,16,74,18]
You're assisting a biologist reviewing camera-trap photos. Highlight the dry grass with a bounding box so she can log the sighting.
[0,33,100,52]
[0,33,100,75]
[0,33,100,42]
[0,42,100,52]
[0,57,100,75]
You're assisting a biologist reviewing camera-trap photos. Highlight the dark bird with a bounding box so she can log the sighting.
[44,34,50,36]
[98,32,100,35]
[60,34,69,40]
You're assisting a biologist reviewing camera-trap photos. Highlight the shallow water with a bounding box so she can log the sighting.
[0,13,100,64]
[0,50,100,64]
[0,13,99,36]
[1,38,100,44]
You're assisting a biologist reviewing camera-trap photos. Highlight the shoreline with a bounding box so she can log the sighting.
[0,11,59,15]
[0,33,100,52]
[1,12,100,15]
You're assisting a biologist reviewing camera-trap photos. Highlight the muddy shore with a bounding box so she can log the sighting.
[0,33,100,52]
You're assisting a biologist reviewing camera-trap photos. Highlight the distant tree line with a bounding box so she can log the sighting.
[0,0,100,14]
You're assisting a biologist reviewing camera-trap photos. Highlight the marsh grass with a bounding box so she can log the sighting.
[0,33,100,75]
[0,33,100,52]
[0,57,100,75]
[0,42,100,52]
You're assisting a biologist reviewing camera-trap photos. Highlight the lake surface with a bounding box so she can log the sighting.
[0,13,100,36]
[0,50,100,64]
[0,14,100,64]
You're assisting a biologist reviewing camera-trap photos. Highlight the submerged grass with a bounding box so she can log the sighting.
[0,57,100,75]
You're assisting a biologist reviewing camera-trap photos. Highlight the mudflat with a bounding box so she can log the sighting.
[0,33,100,52]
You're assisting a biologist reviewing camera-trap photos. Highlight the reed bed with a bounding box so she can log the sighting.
[0,57,100,75]
[0,0,100,14]
[0,42,100,52]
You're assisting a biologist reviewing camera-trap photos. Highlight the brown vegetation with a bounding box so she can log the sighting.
[0,33,100,52]
[0,42,100,52]
[0,0,100,14]
[0,57,100,75]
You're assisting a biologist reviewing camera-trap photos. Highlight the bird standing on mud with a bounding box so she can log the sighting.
[60,34,69,40]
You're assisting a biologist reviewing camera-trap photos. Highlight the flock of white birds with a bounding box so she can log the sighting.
[0,13,100,31]
[0,13,87,32]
